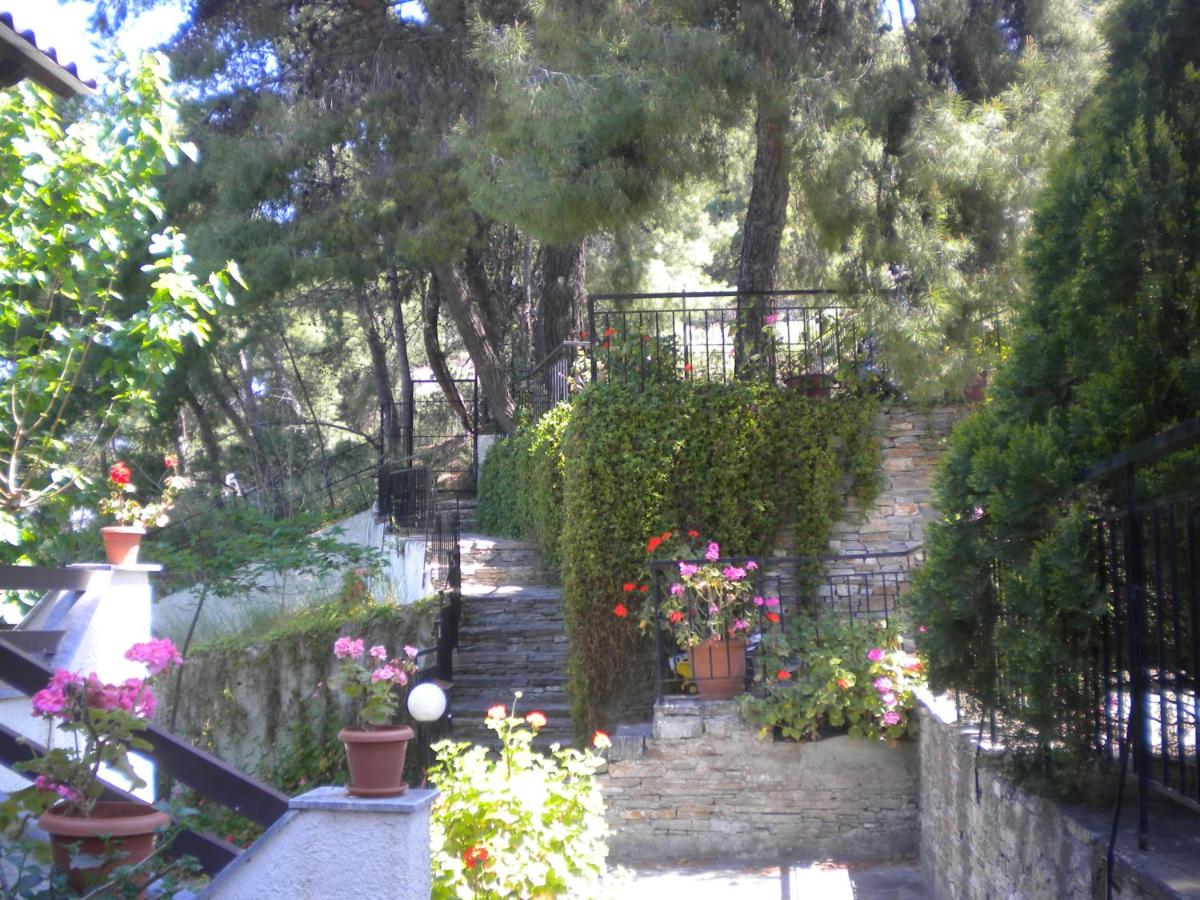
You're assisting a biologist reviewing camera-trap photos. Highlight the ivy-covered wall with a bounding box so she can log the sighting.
[168,596,438,790]
[478,382,882,733]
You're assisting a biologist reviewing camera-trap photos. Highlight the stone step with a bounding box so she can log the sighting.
[454,686,569,704]
[460,567,553,588]
[451,675,570,693]
[460,624,568,643]
[461,584,562,602]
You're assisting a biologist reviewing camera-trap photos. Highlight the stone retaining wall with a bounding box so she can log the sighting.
[918,695,1170,900]
[828,405,962,559]
[598,697,918,864]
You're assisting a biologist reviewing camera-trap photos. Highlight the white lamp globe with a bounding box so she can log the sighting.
[407,682,447,723]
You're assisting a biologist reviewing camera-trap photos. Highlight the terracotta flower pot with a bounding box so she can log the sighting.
[784,372,836,398]
[339,725,414,797]
[963,371,988,403]
[689,637,748,700]
[39,800,170,894]
[100,525,146,566]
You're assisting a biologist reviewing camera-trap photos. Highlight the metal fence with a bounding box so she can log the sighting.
[1080,420,1200,849]
[647,548,922,700]
[588,290,869,387]
[514,290,886,421]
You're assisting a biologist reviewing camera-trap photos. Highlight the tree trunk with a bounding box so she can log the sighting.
[180,384,223,487]
[735,102,791,380]
[423,275,472,434]
[433,262,516,436]
[534,240,587,366]
[279,328,336,508]
[387,265,416,463]
[355,288,401,466]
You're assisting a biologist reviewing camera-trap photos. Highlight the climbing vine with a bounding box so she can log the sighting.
[479,382,881,733]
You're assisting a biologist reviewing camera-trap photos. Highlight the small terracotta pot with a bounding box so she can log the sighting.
[784,372,836,398]
[689,637,748,700]
[339,725,414,797]
[963,371,988,403]
[100,525,146,566]
[39,800,170,895]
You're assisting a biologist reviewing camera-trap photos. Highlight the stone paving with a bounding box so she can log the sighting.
[622,861,931,899]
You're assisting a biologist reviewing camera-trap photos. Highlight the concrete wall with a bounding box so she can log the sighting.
[202,787,436,900]
[599,697,918,865]
[154,510,430,644]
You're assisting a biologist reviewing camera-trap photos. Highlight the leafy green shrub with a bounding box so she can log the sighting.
[477,404,570,565]
[908,0,1200,757]
[740,616,925,742]
[559,382,880,733]
[428,697,612,900]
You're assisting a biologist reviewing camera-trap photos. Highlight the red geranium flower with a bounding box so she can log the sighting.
[163,454,178,470]
[668,610,684,624]
[683,363,694,373]
[109,462,132,485]
[646,535,662,553]
[487,704,507,719]
[601,341,610,349]
[525,711,547,729]
[622,582,636,592]
[464,845,489,869]
[614,603,628,618]
[776,669,792,680]
[638,585,649,593]
[579,330,589,339]
[660,530,672,541]
[686,529,700,538]
[603,326,616,337]
[766,612,781,623]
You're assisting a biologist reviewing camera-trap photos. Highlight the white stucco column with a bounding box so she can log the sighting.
[202,787,438,900]
[0,562,160,794]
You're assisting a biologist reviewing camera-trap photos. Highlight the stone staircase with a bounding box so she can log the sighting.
[449,536,574,746]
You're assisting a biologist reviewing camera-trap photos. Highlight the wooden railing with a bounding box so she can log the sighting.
[0,566,289,876]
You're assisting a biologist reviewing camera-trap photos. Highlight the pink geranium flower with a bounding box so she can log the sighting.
[678,562,700,577]
[867,648,885,662]
[883,711,902,726]
[334,636,365,659]
[369,645,388,661]
[705,542,721,561]
[371,666,397,683]
[125,638,183,675]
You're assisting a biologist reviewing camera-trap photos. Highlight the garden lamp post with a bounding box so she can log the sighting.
[407,682,448,786]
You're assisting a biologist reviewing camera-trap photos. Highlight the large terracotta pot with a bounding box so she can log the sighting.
[100,525,146,566]
[689,637,748,700]
[339,725,414,797]
[784,372,835,398]
[39,800,170,894]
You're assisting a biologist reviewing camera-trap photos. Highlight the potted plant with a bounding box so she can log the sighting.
[97,457,189,565]
[623,531,761,700]
[332,636,419,797]
[17,638,183,893]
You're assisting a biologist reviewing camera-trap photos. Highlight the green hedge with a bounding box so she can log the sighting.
[479,382,881,733]
[477,405,571,566]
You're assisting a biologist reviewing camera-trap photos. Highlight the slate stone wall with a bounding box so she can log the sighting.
[828,405,963,558]
[918,697,1168,900]
[598,697,919,865]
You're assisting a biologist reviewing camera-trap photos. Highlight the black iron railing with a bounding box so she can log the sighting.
[647,548,922,701]
[0,566,288,876]
[588,290,873,388]
[1080,420,1200,855]
[408,499,462,780]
